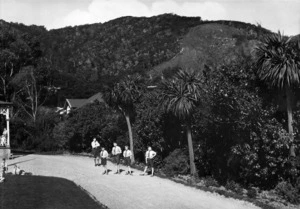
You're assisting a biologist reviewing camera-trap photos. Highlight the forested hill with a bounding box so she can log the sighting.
[0,14,272,103]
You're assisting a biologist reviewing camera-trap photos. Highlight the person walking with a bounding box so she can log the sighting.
[111,142,122,174]
[100,147,109,175]
[91,138,100,166]
[123,146,132,175]
[141,146,157,177]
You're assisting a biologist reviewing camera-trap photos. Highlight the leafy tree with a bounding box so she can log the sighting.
[255,32,300,157]
[104,76,141,163]
[0,26,42,101]
[193,58,299,187]
[160,70,203,176]
[134,89,164,155]
[11,63,51,123]
[54,102,117,152]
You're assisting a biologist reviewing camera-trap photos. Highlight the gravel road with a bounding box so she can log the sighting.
[7,154,260,209]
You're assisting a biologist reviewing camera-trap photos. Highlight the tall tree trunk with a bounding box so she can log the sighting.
[286,87,296,157]
[186,121,197,176]
[125,113,135,163]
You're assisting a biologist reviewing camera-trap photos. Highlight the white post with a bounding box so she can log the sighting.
[6,108,10,147]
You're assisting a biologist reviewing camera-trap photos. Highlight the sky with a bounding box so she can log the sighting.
[0,0,299,35]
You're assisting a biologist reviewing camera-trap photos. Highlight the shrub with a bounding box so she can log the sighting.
[153,154,164,169]
[247,188,257,198]
[161,149,189,177]
[225,180,243,195]
[203,176,220,187]
[275,181,300,204]
[295,177,300,192]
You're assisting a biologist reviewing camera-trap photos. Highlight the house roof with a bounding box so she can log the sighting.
[85,92,104,105]
[66,99,87,108]
[65,92,104,109]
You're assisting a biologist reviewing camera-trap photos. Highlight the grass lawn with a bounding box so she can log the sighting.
[0,175,107,209]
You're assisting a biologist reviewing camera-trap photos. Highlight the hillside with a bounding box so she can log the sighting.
[149,22,266,78]
[0,14,272,103]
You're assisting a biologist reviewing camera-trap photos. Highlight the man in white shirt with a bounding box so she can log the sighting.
[141,146,157,177]
[91,138,100,166]
[123,146,132,175]
[100,147,109,175]
[111,142,122,174]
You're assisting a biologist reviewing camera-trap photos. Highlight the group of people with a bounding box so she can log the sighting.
[91,138,157,176]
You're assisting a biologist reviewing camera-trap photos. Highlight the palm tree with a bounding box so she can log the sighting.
[104,76,141,163]
[160,70,202,176]
[256,31,300,157]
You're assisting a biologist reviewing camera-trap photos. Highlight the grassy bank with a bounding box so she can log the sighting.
[0,175,108,209]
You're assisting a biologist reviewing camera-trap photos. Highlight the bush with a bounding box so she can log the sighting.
[203,176,220,187]
[275,181,300,204]
[161,149,189,177]
[247,188,257,198]
[11,107,60,151]
[60,103,123,152]
[225,180,243,195]
[295,177,300,192]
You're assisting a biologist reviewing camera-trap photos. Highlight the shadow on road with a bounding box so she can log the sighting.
[8,158,36,167]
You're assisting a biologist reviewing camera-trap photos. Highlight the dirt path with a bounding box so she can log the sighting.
[7,154,260,209]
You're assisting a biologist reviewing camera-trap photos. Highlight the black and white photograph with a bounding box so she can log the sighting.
[0,0,300,209]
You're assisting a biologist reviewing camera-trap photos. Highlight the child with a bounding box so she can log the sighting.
[91,138,101,166]
[141,146,157,177]
[123,146,132,175]
[111,142,122,174]
[100,147,109,175]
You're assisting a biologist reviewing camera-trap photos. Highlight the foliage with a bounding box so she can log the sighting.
[203,176,220,188]
[52,102,122,152]
[247,188,257,198]
[10,117,31,149]
[52,121,68,150]
[275,181,300,204]
[255,32,300,88]
[225,180,243,195]
[11,107,59,151]
[232,121,292,188]
[160,70,204,176]
[0,24,42,101]
[104,75,141,114]
[1,14,272,103]
[161,149,189,177]
[255,31,300,163]
[191,57,300,189]
[104,75,143,162]
[160,70,203,120]
[135,89,167,153]
[12,66,49,122]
